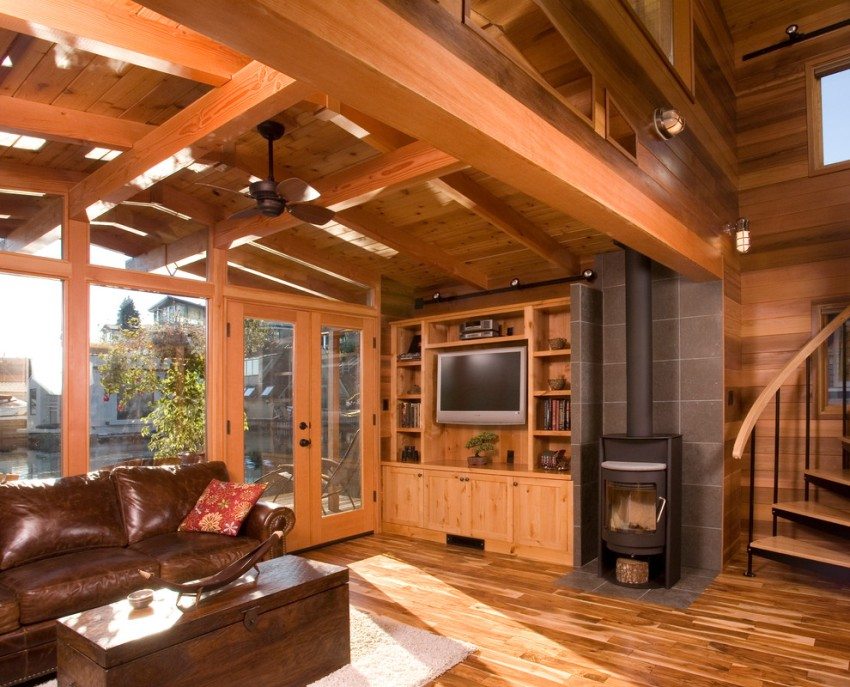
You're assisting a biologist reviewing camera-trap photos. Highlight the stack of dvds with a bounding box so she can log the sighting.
[399,401,421,428]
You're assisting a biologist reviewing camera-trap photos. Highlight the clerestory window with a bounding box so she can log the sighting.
[807,55,850,173]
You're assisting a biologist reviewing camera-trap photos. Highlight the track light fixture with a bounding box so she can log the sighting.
[723,217,751,254]
[653,107,685,139]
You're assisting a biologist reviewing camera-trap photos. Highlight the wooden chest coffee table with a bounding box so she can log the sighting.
[56,556,349,687]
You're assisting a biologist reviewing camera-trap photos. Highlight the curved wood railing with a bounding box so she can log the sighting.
[732,302,850,460]
[733,302,849,576]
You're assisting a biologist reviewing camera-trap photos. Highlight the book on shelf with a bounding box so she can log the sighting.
[398,400,421,428]
[540,398,570,431]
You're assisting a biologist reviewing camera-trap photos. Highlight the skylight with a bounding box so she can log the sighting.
[0,131,46,151]
[85,147,122,161]
[1,56,12,68]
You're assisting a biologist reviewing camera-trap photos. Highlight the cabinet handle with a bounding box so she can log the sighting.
[513,481,518,486]
[417,473,422,477]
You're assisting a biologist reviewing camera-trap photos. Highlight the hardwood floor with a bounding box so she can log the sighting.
[303,534,850,687]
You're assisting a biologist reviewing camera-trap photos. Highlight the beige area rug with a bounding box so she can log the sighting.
[41,607,475,687]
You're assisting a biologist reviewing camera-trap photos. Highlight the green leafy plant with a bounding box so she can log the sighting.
[99,319,206,462]
[465,431,498,457]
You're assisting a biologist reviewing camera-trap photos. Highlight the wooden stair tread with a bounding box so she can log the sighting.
[750,536,850,568]
[773,500,850,527]
[805,468,850,488]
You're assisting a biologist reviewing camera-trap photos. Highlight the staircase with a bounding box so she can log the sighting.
[733,303,850,578]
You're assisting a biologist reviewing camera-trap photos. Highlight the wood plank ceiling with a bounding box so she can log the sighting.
[0,0,845,302]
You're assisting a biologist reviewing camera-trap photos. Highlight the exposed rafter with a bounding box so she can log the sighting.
[0,0,248,86]
[431,172,579,273]
[69,63,313,221]
[138,0,721,279]
[0,96,154,149]
[3,197,64,252]
[0,161,85,194]
[214,140,466,249]
[336,207,489,289]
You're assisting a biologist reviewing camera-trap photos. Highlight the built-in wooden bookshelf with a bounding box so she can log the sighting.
[384,297,574,564]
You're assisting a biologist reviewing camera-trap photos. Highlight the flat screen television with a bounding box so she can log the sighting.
[436,346,527,425]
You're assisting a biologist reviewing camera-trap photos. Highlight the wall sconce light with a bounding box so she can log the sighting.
[723,217,751,254]
[653,107,686,139]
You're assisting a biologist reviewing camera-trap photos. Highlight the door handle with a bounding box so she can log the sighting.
[299,438,311,447]
[656,496,667,523]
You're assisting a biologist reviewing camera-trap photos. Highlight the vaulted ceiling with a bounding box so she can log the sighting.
[0,0,847,304]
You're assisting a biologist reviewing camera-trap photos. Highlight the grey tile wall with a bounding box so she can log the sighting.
[596,249,724,571]
[570,282,602,566]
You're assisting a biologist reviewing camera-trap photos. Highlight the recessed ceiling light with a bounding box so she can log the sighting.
[1,55,12,68]
[0,131,47,151]
[0,187,46,197]
[12,135,47,151]
[85,147,121,161]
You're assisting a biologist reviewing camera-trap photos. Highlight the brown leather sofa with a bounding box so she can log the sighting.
[0,461,295,686]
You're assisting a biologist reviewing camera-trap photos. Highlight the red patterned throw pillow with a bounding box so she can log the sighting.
[179,479,267,536]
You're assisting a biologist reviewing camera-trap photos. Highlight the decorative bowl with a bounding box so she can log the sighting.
[548,337,567,350]
[548,378,567,391]
[128,588,154,609]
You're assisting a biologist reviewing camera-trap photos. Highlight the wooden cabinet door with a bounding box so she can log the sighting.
[512,477,572,554]
[469,474,511,542]
[382,465,423,527]
[424,471,469,534]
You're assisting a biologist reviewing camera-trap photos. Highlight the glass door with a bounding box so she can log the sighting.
[311,313,376,543]
[227,303,375,549]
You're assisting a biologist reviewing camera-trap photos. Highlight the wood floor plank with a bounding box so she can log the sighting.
[302,534,850,686]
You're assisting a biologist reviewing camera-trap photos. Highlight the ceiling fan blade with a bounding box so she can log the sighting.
[277,177,320,203]
[195,182,252,198]
[287,203,335,226]
[228,206,263,220]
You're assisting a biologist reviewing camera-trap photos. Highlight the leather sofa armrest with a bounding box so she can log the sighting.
[241,500,296,558]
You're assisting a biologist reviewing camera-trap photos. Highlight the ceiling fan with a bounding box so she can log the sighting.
[210,120,335,226]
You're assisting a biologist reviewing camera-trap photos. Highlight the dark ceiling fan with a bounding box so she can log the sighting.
[213,120,335,225]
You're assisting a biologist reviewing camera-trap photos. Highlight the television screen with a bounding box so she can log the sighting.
[436,346,526,424]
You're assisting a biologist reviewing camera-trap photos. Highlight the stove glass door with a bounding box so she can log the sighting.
[606,481,658,534]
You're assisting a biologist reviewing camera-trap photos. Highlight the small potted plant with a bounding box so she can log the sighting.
[466,431,499,466]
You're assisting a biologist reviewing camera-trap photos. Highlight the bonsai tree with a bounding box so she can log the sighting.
[465,431,499,457]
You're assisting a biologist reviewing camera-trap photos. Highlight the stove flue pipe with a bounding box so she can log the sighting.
[625,248,653,437]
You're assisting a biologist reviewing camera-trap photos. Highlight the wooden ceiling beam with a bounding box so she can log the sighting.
[138,0,721,280]
[431,171,579,273]
[249,239,378,290]
[3,197,63,252]
[69,63,313,221]
[336,207,489,289]
[0,96,154,149]
[0,0,248,86]
[0,161,85,194]
[229,244,359,302]
[308,95,415,153]
[127,185,224,227]
[125,229,209,273]
[214,140,465,249]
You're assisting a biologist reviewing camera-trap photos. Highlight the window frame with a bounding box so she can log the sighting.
[806,51,850,176]
[812,298,850,418]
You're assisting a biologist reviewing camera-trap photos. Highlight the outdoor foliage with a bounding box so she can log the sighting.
[99,317,205,461]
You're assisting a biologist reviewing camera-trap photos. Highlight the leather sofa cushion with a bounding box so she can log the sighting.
[0,472,126,571]
[130,532,258,582]
[0,585,18,634]
[111,461,229,544]
[0,548,158,625]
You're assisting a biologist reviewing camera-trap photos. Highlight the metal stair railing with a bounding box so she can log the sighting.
[732,303,850,577]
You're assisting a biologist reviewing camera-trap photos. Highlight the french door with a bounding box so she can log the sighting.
[225,301,376,551]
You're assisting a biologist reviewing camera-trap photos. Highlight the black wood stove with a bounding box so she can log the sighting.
[599,249,682,588]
